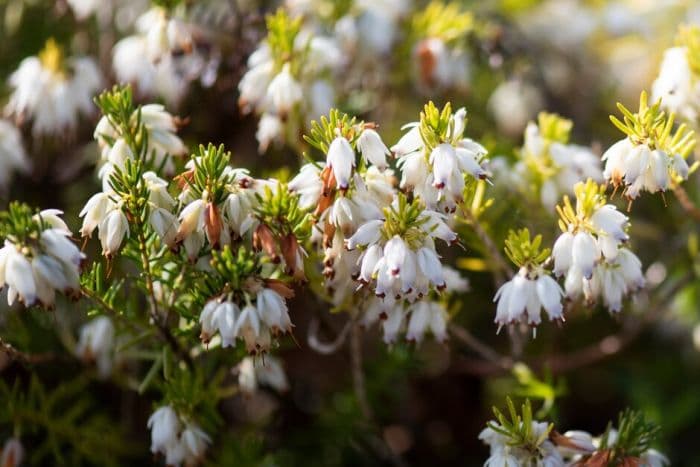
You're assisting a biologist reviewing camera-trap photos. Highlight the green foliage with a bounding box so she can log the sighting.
[488,398,553,456]
[159,364,224,434]
[185,143,236,204]
[80,262,126,320]
[254,184,312,240]
[556,178,607,233]
[303,108,362,155]
[0,376,134,466]
[381,193,429,247]
[460,177,494,219]
[0,202,42,248]
[207,245,263,299]
[676,24,700,78]
[503,228,550,268]
[412,2,474,44]
[94,85,149,159]
[265,8,303,73]
[510,364,565,418]
[599,409,661,462]
[151,0,184,10]
[418,101,460,152]
[537,112,572,145]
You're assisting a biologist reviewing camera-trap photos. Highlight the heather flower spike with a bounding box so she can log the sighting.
[517,112,602,208]
[394,101,488,212]
[0,203,84,308]
[493,228,563,333]
[603,90,696,200]
[553,179,643,312]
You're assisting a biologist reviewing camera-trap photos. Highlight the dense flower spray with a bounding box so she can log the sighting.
[5,39,101,136]
[0,1,692,457]
[513,113,602,209]
[410,2,473,93]
[603,91,694,200]
[238,9,343,152]
[553,179,643,312]
[493,229,563,332]
[81,87,187,258]
[393,102,488,213]
[0,204,83,308]
[148,405,211,466]
[111,5,217,106]
[346,194,456,299]
[651,26,700,124]
[480,400,668,467]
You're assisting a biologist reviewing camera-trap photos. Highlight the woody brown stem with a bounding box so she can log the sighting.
[672,183,700,221]
[450,323,513,369]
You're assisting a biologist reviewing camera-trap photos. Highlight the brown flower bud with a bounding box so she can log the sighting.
[265,278,295,299]
[204,202,223,248]
[253,224,280,263]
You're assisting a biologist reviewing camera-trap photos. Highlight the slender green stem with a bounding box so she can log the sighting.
[136,228,193,370]
[80,286,142,334]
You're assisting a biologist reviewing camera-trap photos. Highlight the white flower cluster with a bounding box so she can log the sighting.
[360,266,468,344]
[564,248,645,313]
[494,266,564,331]
[651,27,700,124]
[286,108,472,344]
[75,316,116,378]
[148,406,211,467]
[553,180,644,313]
[111,7,213,106]
[0,210,83,308]
[480,422,669,467]
[346,207,456,300]
[393,107,488,213]
[174,163,263,260]
[81,102,187,258]
[95,103,187,183]
[5,39,101,137]
[289,126,395,306]
[602,136,689,200]
[79,191,130,258]
[200,285,293,354]
[286,0,409,58]
[239,12,343,152]
[515,114,602,209]
[480,419,563,467]
[237,355,290,393]
[553,206,629,280]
